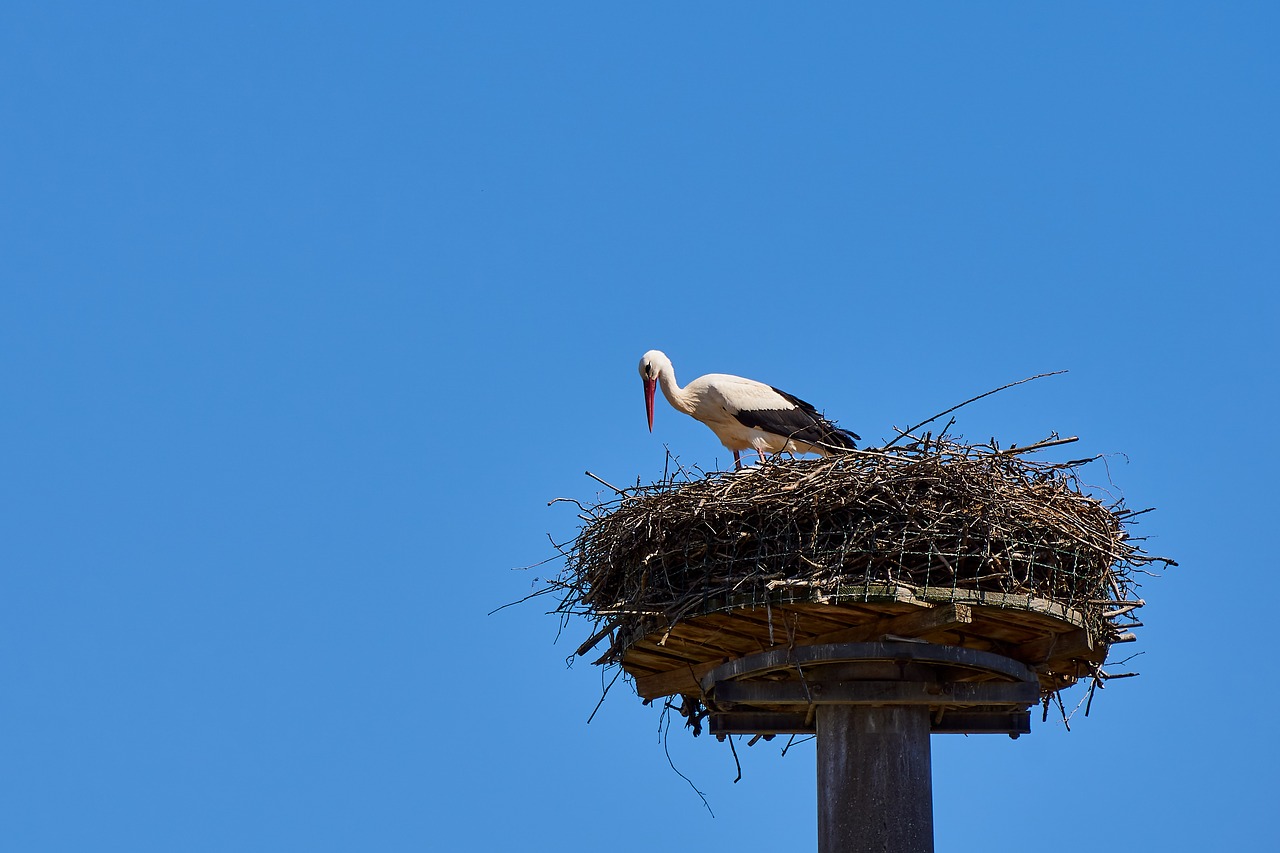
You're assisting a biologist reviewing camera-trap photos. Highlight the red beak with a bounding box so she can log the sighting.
[644,377,656,432]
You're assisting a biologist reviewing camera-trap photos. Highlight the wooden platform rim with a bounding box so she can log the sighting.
[620,592,1110,700]
[670,582,1093,631]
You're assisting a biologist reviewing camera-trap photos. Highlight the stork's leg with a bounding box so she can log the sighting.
[733,449,742,469]
[757,449,767,464]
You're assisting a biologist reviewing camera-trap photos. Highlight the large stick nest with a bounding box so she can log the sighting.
[553,434,1173,670]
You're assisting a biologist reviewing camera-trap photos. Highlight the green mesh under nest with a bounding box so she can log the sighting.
[554,435,1173,666]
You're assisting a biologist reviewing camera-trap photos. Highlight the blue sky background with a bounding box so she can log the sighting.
[3,3,1277,850]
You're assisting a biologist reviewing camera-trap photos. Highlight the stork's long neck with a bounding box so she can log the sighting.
[658,363,696,416]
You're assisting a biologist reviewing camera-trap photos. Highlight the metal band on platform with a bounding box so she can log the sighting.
[700,641,1039,737]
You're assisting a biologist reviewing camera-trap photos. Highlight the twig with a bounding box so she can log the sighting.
[1107,650,1145,667]
[487,585,558,616]
[660,706,715,816]
[585,470,625,495]
[548,496,591,512]
[545,532,572,555]
[574,618,621,658]
[998,436,1080,456]
[586,666,623,724]
[885,370,1068,448]
[509,552,566,572]
[781,734,814,756]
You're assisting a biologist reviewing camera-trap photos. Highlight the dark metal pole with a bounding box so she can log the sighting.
[816,704,934,853]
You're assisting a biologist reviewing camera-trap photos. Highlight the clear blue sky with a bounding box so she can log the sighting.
[3,3,1277,850]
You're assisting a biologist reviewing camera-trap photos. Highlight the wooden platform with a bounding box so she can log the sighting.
[619,584,1116,699]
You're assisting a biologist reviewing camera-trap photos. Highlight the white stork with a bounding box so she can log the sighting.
[639,349,859,468]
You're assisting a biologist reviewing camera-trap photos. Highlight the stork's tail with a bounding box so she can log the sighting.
[819,423,860,452]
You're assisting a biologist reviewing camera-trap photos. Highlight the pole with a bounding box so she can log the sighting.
[816,704,934,853]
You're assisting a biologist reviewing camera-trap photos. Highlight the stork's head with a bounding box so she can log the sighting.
[638,349,669,432]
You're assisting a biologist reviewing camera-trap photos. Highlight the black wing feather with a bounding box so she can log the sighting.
[731,386,860,450]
